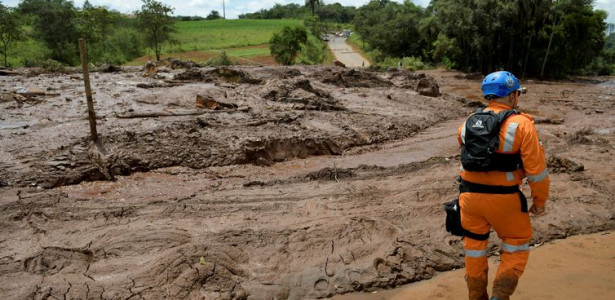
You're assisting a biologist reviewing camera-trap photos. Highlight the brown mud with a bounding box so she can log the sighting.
[1,66,614,300]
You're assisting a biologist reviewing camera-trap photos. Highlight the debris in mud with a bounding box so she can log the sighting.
[96,63,122,73]
[535,117,565,124]
[175,67,263,84]
[2,87,59,107]
[264,79,345,111]
[333,60,346,68]
[142,61,159,77]
[569,128,593,145]
[320,68,392,88]
[307,167,354,181]
[416,77,440,97]
[455,72,483,80]
[136,81,184,89]
[547,155,584,173]
[196,94,238,110]
[113,109,210,119]
[162,57,201,69]
[0,68,21,76]
[441,93,483,108]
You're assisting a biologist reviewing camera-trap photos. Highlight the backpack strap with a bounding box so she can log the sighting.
[496,109,519,123]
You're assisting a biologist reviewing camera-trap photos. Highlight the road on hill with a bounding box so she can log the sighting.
[328,37,371,68]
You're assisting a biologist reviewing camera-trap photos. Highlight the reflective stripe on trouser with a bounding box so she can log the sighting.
[460,192,532,300]
[464,238,489,300]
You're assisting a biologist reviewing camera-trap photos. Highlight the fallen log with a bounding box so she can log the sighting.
[113,107,251,119]
[136,81,184,89]
[0,69,21,76]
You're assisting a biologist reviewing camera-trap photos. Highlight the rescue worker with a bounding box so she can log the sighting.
[457,71,550,300]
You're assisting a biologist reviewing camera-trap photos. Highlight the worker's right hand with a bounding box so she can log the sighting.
[529,205,546,216]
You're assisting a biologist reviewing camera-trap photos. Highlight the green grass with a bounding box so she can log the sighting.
[225,46,270,57]
[166,19,303,53]
[4,19,307,67]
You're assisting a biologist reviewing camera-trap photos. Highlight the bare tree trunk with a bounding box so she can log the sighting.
[522,33,532,80]
[2,42,7,67]
[541,20,556,77]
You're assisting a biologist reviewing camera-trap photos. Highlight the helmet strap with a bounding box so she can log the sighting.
[509,92,519,109]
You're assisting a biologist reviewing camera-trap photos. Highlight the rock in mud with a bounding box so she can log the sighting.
[416,77,440,97]
[547,155,584,173]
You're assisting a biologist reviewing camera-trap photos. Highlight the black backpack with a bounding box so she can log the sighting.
[461,109,520,172]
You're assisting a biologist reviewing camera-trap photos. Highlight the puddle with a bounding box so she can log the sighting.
[594,128,614,135]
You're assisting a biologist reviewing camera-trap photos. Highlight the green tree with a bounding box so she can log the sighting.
[207,10,221,20]
[0,4,25,67]
[78,4,117,58]
[305,0,322,16]
[353,0,425,60]
[269,26,308,65]
[18,0,80,64]
[136,0,175,61]
[297,35,327,65]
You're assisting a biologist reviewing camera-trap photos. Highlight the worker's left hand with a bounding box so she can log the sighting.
[529,205,546,216]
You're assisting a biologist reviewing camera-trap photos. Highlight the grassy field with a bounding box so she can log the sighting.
[4,19,316,67]
[130,19,305,65]
[168,19,303,52]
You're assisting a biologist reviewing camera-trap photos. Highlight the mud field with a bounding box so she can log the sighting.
[0,65,614,300]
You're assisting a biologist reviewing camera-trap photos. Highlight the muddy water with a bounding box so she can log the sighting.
[331,230,615,300]
[1,67,615,300]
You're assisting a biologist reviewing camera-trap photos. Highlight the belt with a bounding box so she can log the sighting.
[459,179,528,213]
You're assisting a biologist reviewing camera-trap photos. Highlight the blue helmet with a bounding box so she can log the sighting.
[481,71,521,100]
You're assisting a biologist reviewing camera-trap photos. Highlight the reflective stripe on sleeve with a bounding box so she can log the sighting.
[465,249,488,258]
[506,172,515,181]
[501,242,529,253]
[527,169,549,183]
[503,123,519,152]
[461,122,467,144]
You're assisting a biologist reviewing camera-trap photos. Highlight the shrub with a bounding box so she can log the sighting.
[374,56,427,71]
[204,51,233,66]
[296,35,326,65]
[23,58,66,73]
[269,26,308,65]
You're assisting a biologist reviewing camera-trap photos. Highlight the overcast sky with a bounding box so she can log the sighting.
[2,0,614,23]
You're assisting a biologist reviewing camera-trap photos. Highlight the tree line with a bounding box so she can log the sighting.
[354,0,612,77]
[239,2,357,24]
[240,0,615,77]
[0,0,176,67]
[1,0,613,76]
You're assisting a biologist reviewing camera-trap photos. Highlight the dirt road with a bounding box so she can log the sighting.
[328,37,371,68]
[1,65,614,300]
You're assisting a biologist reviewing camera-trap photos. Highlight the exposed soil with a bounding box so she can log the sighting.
[1,66,614,300]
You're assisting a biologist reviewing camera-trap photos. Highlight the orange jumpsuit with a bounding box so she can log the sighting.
[456,101,550,300]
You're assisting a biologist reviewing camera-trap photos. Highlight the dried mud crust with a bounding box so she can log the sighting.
[1,68,615,300]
